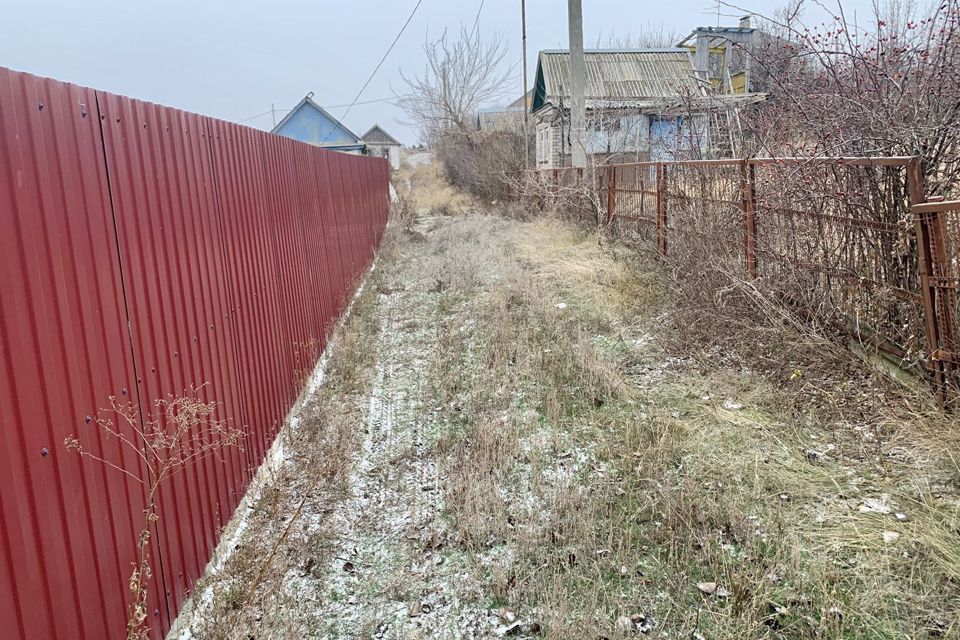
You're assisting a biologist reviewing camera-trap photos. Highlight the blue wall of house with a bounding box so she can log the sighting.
[275,103,361,148]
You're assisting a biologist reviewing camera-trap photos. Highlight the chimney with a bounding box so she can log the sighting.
[739,15,752,28]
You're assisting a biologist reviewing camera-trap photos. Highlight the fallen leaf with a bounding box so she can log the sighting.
[698,581,729,597]
[697,581,718,595]
[497,608,517,624]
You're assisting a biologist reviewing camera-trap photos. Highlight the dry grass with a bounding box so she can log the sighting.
[395,152,475,215]
[176,159,959,638]
[416,207,960,638]
[174,226,403,639]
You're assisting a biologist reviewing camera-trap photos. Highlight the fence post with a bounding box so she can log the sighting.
[597,168,604,219]
[656,163,667,256]
[606,165,616,224]
[929,208,959,404]
[928,204,958,360]
[740,159,758,278]
[908,157,949,398]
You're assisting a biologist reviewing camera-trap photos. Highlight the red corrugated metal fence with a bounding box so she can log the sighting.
[0,66,390,639]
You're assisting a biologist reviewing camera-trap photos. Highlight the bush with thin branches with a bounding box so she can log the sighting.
[66,388,245,640]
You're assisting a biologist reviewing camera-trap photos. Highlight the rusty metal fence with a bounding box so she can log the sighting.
[0,67,390,639]
[515,157,960,399]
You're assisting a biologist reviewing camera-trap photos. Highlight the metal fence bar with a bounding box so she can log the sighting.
[740,159,758,278]
[511,154,959,403]
[657,164,667,256]
[606,166,616,224]
[907,157,948,397]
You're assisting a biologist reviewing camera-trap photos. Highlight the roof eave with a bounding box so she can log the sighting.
[271,95,363,144]
[361,123,402,146]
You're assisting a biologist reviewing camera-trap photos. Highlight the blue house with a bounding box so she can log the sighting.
[271,92,366,154]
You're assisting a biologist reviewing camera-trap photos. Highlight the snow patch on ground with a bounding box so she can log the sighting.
[292,248,498,638]
[168,263,377,640]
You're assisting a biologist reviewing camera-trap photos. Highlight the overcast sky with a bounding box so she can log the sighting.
[2,0,878,145]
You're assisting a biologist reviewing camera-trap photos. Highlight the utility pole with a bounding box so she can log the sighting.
[521,0,530,168]
[271,103,277,128]
[567,0,586,168]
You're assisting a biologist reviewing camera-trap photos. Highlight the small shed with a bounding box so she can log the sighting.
[361,124,402,171]
[271,93,366,154]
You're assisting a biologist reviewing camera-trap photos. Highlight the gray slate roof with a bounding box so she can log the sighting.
[361,124,401,146]
[532,49,702,112]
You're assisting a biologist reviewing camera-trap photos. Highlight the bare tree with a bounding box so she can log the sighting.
[397,25,515,138]
[591,23,681,49]
[737,0,960,194]
[397,26,526,200]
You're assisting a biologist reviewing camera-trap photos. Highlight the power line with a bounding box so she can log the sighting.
[321,0,424,143]
[238,95,407,125]
[238,109,279,123]
[243,0,493,130]
[328,95,405,109]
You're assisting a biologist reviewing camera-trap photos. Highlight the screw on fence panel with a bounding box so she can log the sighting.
[907,157,950,401]
[740,159,758,278]
[656,164,667,256]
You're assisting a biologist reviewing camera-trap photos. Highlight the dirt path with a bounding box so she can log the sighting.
[180,184,960,639]
[308,219,499,639]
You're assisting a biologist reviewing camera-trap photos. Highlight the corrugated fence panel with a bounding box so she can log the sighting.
[297,142,335,344]
[97,91,250,629]
[207,119,291,469]
[314,151,343,339]
[258,133,316,388]
[0,68,157,639]
[0,65,390,639]
[328,153,356,315]
[319,152,350,323]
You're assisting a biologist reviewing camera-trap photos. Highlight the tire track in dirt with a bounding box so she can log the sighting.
[310,223,498,639]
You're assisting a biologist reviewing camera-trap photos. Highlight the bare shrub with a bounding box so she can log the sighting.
[510,164,609,226]
[590,22,680,49]
[390,191,417,234]
[397,26,514,136]
[434,127,527,201]
[741,0,960,195]
[65,388,245,640]
[397,25,527,203]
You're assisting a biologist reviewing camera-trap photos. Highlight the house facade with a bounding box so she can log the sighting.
[531,48,763,168]
[271,93,366,154]
[361,124,402,171]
